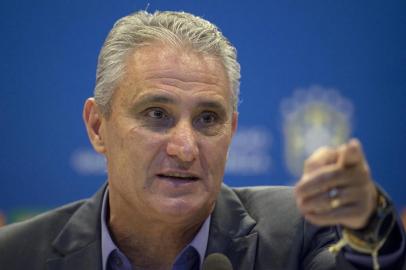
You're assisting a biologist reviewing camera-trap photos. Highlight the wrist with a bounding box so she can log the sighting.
[344,188,396,251]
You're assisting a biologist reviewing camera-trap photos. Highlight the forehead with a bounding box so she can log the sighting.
[129,43,228,81]
[116,43,232,104]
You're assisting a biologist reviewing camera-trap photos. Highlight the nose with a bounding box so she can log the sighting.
[166,121,199,163]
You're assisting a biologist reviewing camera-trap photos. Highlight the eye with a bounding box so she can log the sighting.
[196,111,218,126]
[140,107,173,130]
[145,108,167,119]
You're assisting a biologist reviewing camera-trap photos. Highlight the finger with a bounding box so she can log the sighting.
[296,162,369,201]
[303,203,367,228]
[295,163,343,199]
[303,146,339,174]
[299,187,359,214]
[338,138,364,168]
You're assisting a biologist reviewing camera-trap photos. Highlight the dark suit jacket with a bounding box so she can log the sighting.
[0,184,404,270]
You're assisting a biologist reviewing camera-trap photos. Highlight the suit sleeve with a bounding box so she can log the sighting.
[302,219,406,269]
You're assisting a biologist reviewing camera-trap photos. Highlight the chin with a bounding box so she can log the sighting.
[154,196,211,221]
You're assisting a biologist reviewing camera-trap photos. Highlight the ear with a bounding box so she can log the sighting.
[231,111,239,137]
[83,98,106,154]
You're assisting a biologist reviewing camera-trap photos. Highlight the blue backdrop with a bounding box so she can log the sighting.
[1,0,405,225]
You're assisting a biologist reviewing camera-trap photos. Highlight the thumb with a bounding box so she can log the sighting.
[339,138,363,168]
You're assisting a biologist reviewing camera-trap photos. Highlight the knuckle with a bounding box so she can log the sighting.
[315,146,333,156]
[296,199,306,210]
[304,159,317,171]
[293,186,302,198]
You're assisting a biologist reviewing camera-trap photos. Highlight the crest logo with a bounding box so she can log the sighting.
[281,85,353,177]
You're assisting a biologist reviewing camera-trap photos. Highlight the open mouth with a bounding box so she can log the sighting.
[157,173,199,181]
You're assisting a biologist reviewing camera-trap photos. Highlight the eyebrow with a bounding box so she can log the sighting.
[134,94,176,105]
[132,93,229,115]
[196,100,227,114]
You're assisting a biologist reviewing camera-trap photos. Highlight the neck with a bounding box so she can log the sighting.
[107,194,208,269]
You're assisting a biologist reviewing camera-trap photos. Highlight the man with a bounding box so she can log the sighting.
[0,10,404,270]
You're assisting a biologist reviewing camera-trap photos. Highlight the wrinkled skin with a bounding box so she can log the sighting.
[83,43,238,268]
[295,139,378,229]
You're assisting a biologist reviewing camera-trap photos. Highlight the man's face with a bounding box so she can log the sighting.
[97,44,237,223]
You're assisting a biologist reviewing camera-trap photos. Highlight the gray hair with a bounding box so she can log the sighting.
[94,10,241,117]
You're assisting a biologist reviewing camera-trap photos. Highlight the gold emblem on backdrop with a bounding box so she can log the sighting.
[281,85,353,177]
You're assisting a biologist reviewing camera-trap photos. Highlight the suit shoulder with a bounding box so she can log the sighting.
[0,199,86,250]
[231,186,300,222]
[232,186,295,207]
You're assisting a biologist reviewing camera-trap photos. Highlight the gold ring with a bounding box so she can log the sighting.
[330,198,340,209]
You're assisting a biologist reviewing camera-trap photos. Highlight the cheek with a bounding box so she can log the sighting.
[128,129,164,150]
[106,124,164,180]
[126,128,167,167]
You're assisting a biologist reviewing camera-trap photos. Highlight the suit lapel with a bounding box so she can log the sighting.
[46,242,100,270]
[46,183,258,269]
[206,184,258,270]
[47,184,107,270]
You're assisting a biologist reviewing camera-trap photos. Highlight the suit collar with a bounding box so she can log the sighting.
[47,183,107,270]
[206,184,258,270]
[46,183,258,269]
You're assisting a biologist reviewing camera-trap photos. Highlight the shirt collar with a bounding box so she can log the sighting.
[101,188,118,270]
[100,187,211,270]
[186,214,211,268]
